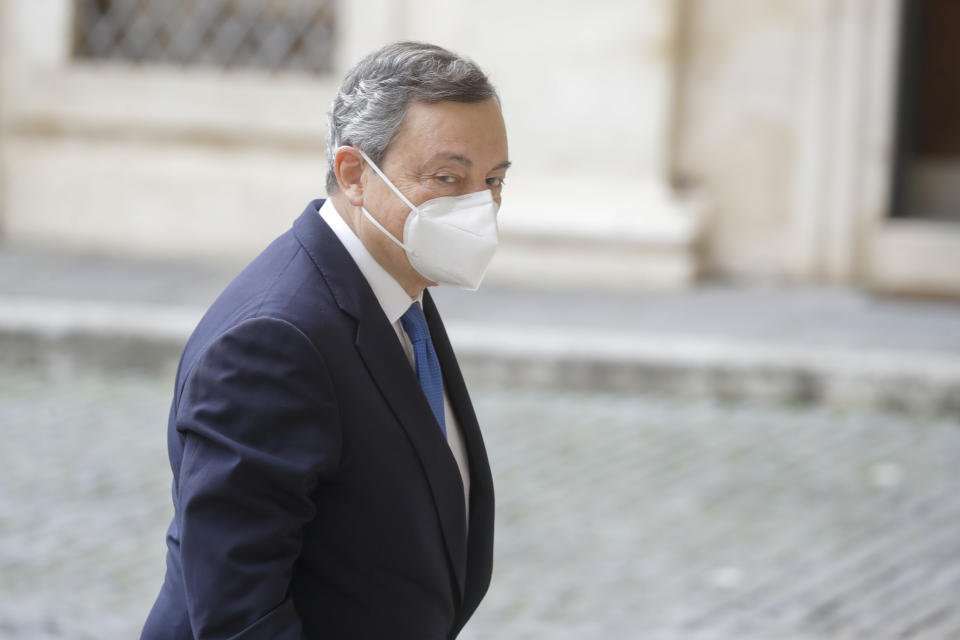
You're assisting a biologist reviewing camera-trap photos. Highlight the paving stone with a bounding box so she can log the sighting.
[2,363,960,639]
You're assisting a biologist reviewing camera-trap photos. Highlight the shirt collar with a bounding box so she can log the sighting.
[319,198,420,325]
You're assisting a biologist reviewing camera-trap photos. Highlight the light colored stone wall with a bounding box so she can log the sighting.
[398,0,704,289]
[1,1,336,260]
[672,0,810,280]
[0,0,701,288]
[4,0,960,294]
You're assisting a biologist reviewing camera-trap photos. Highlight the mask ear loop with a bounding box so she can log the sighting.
[352,147,419,252]
[358,148,420,213]
[359,204,408,251]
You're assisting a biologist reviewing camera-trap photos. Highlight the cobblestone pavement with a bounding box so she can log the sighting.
[3,361,960,639]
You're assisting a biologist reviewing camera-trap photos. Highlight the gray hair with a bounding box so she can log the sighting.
[326,41,498,193]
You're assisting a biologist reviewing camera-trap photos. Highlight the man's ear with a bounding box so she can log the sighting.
[334,146,366,206]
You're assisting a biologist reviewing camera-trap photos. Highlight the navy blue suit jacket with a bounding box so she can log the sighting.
[142,200,495,639]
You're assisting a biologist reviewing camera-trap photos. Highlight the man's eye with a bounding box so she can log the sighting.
[436,175,458,184]
[486,177,504,188]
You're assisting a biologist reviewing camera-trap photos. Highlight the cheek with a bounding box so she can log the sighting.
[382,195,419,238]
[367,183,406,218]
[363,186,409,240]
[404,183,446,208]
[383,206,411,239]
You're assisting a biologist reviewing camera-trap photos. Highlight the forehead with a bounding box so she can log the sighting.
[384,98,508,169]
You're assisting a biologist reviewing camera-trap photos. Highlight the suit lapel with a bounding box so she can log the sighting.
[294,203,468,601]
[352,311,469,600]
[424,291,496,619]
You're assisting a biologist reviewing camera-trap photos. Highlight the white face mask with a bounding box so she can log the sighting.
[358,149,500,291]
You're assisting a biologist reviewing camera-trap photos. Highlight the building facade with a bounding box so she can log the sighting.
[2,0,958,295]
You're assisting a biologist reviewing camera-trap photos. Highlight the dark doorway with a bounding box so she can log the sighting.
[892,0,960,221]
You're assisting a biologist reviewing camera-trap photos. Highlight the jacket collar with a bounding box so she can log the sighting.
[424,292,496,624]
[317,198,417,326]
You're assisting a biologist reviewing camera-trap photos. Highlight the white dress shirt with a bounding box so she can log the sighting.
[319,199,471,521]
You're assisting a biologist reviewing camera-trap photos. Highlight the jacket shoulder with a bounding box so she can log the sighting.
[178,220,348,391]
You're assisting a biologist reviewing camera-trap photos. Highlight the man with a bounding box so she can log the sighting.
[141,41,509,639]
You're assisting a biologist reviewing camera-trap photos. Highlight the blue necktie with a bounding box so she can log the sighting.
[400,302,446,437]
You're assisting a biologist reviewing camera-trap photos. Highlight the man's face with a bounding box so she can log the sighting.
[358,97,510,293]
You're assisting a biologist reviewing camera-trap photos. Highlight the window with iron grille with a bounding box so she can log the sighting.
[72,0,336,74]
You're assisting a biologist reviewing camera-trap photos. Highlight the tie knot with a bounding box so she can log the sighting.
[400,302,430,343]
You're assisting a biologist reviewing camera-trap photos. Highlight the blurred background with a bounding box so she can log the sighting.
[2,1,960,638]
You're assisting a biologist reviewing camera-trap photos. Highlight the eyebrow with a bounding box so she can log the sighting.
[433,153,512,172]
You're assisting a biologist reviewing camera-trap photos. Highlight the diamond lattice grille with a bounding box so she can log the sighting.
[73,0,335,74]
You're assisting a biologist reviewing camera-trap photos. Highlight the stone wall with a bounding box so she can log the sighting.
[3,0,960,294]
[0,0,701,289]
[673,0,809,280]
